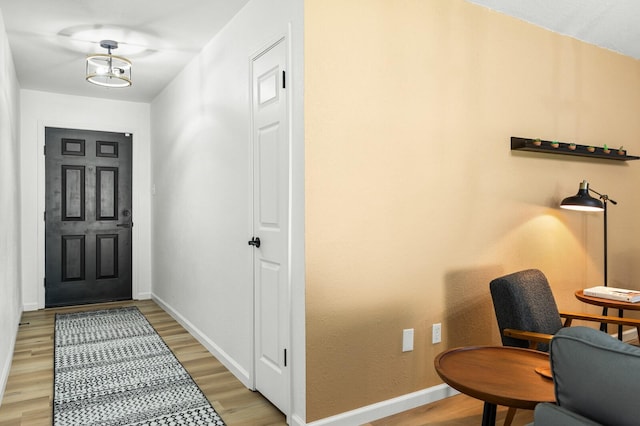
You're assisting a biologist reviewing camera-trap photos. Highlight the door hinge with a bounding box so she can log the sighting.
[284,348,287,367]
[282,70,286,89]
[43,277,46,288]
[44,211,46,221]
[43,145,46,155]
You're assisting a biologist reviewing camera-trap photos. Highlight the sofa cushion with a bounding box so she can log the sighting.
[550,326,640,426]
[533,402,601,426]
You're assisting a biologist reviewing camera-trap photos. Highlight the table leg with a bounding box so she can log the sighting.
[600,306,608,332]
[618,309,624,341]
[481,402,497,426]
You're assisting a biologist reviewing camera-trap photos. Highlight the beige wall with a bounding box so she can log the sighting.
[305,0,640,421]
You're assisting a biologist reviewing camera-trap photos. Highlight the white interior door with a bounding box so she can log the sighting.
[251,37,290,414]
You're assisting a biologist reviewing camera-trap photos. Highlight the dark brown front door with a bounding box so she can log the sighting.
[45,127,132,307]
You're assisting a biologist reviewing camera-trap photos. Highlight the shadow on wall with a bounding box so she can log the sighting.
[444,266,505,348]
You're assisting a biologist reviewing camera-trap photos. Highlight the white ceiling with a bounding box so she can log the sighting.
[1,1,638,103]
[0,0,250,102]
[467,0,640,60]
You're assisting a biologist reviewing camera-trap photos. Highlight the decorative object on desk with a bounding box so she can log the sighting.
[561,180,618,323]
[583,286,640,303]
[603,144,611,154]
[510,137,640,161]
[550,140,559,148]
[534,366,552,379]
[619,146,626,155]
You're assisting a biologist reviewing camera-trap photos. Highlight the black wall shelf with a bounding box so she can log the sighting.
[511,137,640,161]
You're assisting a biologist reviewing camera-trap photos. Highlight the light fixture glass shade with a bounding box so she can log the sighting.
[86,40,132,88]
[560,180,604,212]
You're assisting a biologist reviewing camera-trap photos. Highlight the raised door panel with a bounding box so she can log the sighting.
[258,124,281,228]
[96,167,118,220]
[61,235,85,281]
[61,165,85,221]
[61,138,85,156]
[258,260,282,374]
[96,234,118,279]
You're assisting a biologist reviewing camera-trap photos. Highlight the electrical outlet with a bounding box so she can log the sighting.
[402,328,414,352]
[432,323,442,344]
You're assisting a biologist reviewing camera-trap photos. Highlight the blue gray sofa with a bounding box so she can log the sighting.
[532,326,640,425]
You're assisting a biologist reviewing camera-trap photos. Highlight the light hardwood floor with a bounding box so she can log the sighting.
[364,395,534,425]
[0,299,538,426]
[0,299,286,426]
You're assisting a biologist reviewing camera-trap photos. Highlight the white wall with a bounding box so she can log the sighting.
[0,9,22,403]
[150,0,305,423]
[20,90,152,310]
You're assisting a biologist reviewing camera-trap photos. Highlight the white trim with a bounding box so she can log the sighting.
[620,328,637,343]
[290,327,633,426]
[287,12,306,424]
[301,384,458,426]
[22,302,39,312]
[151,293,252,388]
[0,306,23,402]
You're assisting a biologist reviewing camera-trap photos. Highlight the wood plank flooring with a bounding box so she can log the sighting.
[0,299,286,426]
[0,298,548,426]
[364,395,534,425]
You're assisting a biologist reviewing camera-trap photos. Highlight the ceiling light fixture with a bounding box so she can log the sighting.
[86,40,132,88]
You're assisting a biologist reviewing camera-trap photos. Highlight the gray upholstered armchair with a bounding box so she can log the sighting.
[490,269,640,426]
[533,326,640,425]
[489,269,640,352]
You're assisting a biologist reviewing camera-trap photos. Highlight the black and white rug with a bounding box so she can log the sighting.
[54,306,226,426]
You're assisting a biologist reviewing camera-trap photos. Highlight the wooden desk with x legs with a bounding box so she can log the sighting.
[434,346,554,426]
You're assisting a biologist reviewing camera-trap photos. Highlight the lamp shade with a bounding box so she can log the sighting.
[86,40,132,88]
[560,180,604,212]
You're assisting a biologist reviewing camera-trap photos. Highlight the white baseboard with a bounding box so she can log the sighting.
[151,293,252,389]
[135,292,152,300]
[22,302,39,312]
[294,327,635,426]
[301,384,458,426]
[0,307,23,404]
[151,291,458,426]
[620,327,638,343]
[0,347,12,405]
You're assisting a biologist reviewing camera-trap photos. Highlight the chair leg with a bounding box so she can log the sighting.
[504,407,516,426]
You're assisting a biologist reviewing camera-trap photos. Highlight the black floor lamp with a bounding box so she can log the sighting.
[561,179,618,331]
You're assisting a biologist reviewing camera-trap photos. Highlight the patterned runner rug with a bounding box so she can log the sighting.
[54,306,226,426]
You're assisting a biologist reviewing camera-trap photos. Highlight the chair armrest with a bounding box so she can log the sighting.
[503,328,553,349]
[560,311,640,328]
